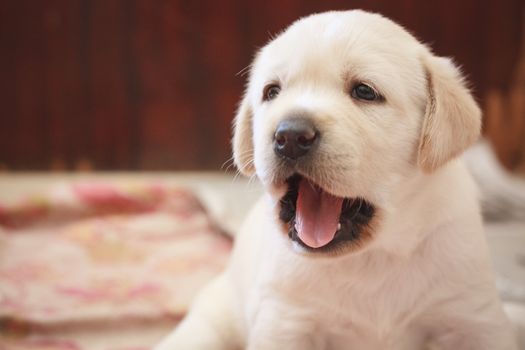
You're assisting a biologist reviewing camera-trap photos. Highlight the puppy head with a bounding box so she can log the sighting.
[233,10,480,256]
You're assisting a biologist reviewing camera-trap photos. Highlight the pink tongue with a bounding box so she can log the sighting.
[295,179,344,248]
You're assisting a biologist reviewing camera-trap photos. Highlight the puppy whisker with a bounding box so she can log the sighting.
[236,64,252,77]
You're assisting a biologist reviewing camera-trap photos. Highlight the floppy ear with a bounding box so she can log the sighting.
[417,55,482,172]
[232,95,256,176]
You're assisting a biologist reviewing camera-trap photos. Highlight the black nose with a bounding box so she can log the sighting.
[273,118,318,160]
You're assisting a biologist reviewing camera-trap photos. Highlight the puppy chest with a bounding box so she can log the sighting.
[243,277,428,349]
[244,294,427,350]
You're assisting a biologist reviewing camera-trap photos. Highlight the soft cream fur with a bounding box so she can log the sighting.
[156,10,516,349]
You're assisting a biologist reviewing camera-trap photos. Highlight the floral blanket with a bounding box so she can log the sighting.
[0,181,232,350]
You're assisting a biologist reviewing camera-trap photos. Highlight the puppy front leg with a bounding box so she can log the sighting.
[247,304,324,350]
[430,324,517,350]
[248,333,320,350]
[155,274,240,350]
[428,300,517,350]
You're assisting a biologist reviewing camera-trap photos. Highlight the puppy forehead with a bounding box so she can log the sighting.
[249,11,427,108]
[255,11,422,80]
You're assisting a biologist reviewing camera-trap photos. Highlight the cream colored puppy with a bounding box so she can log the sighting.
[157,10,517,350]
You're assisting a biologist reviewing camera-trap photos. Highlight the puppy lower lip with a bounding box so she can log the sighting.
[278,174,375,252]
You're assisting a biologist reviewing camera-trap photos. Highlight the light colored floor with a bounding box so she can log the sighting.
[1,171,523,347]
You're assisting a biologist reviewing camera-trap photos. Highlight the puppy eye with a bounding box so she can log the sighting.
[263,84,281,102]
[351,83,380,101]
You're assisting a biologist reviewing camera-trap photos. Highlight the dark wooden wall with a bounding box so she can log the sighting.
[0,0,523,170]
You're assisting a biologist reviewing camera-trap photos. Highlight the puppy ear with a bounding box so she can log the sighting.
[417,55,482,172]
[232,95,256,176]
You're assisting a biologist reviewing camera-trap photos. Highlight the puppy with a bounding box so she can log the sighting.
[157,10,517,349]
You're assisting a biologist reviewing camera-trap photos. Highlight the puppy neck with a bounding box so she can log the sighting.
[371,159,481,258]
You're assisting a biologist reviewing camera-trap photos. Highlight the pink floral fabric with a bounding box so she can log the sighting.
[0,182,232,350]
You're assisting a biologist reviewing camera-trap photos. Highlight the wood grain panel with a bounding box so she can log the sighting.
[0,0,523,170]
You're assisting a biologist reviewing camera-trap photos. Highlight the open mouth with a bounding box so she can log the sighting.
[279,174,375,253]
